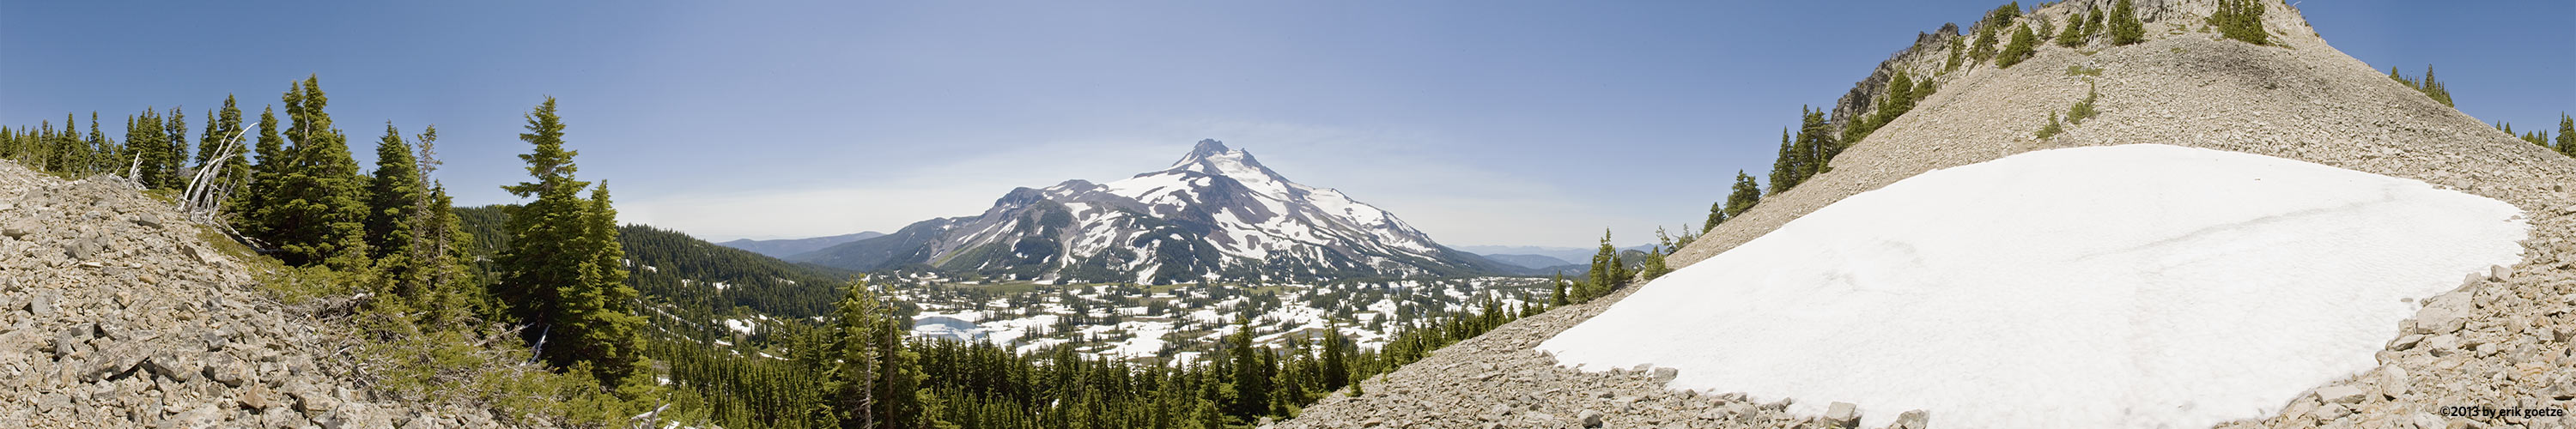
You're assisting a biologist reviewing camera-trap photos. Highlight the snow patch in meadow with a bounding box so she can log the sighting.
[1537,144,2527,429]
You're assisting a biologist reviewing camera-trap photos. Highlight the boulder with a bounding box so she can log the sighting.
[1823,402,1860,427]
[2314,384,2367,404]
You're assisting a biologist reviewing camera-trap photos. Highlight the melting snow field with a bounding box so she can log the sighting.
[1537,144,2528,429]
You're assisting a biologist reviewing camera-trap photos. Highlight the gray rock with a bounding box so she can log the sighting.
[1823,402,1860,427]
[1577,408,1604,427]
[1649,366,1680,383]
[1893,409,1930,429]
[2314,384,2367,404]
[2488,264,2512,281]
[2412,305,2466,335]
[27,292,53,317]
[2315,402,2351,420]
[143,352,199,383]
[2380,366,2409,398]
[1,221,33,239]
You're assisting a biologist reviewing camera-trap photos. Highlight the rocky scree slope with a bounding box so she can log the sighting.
[0,160,502,428]
[1282,0,2576,427]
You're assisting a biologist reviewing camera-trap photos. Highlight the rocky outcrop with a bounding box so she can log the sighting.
[1288,0,2576,427]
[0,161,501,427]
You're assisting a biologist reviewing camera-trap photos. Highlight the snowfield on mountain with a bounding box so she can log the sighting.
[1537,144,2528,428]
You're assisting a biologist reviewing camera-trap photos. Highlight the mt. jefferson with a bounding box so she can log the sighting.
[791,139,1526,283]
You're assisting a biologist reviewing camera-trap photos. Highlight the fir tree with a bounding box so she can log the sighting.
[1228,311,1270,419]
[265,76,373,268]
[237,106,287,236]
[823,281,886,428]
[1550,273,1571,306]
[2208,0,2269,45]
[1723,171,1762,221]
[196,96,249,214]
[87,112,113,176]
[1795,107,1838,178]
[2057,10,2089,46]
[161,106,190,189]
[571,181,648,385]
[1768,129,1798,194]
[125,111,162,182]
[2110,0,2145,45]
[367,123,427,292]
[2557,113,2574,157]
[1704,200,1726,233]
[1997,22,2039,68]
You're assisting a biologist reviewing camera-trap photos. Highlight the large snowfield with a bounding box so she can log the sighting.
[1537,144,2529,428]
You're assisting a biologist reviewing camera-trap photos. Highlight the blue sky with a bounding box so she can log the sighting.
[3,1,2568,247]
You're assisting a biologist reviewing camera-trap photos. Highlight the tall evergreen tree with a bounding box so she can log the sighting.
[125,111,163,182]
[2557,113,2574,157]
[2110,0,2145,45]
[1768,129,1798,194]
[368,123,427,291]
[1227,311,1270,419]
[823,281,884,428]
[237,106,287,236]
[87,112,113,176]
[160,106,190,189]
[571,181,648,385]
[1795,107,1838,179]
[265,76,373,268]
[2208,0,2269,45]
[195,96,250,207]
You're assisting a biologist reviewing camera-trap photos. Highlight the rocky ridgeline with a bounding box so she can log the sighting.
[1289,0,2576,427]
[0,160,501,428]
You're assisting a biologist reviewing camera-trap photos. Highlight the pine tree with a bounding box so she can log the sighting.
[823,281,886,428]
[1795,107,1838,179]
[2208,0,2269,45]
[1768,129,1797,194]
[87,112,113,176]
[368,123,427,293]
[1703,200,1726,233]
[1723,171,1762,221]
[125,111,162,182]
[1228,311,1270,419]
[265,76,373,268]
[161,107,191,189]
[2557,113,2574,157]
[498,97,592,349]
[1588,230,1627,294]
[2057,10,2089,46]
[1550,273,1571,306]
[237,106,287,237]
[1997,23,2039,68]
[570,181,648,385]
[2110,0,2145,45]
[196,96,249,211]
[2418,65,2453,106]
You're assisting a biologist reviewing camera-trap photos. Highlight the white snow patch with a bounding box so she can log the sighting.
[1537,144,2528,429]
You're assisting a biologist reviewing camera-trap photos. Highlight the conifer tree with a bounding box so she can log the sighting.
[1795,107,1838,178]
[88,112,114,176]
[125,111,163,182]
[2110,0,2145,45]
[1550,273,1571,306]
[264,76,373,268]
[1723,171,1762,221]
[498,97,591,346]
[2557,113,2574,157]
[570,181,648,385]
[2208,0,2268,45]
[1588,230,1627,293]
[1768,129,1798,194]
[161,106,190,189]
[195,97,250,209]
[368,123,427,292]
[1228,311,1270,419]
[52,114,77,173]
[1321,319,1350,390]
[1704,200,1726,233]
[823,281,885,428]
[1997,23,2039,68]
[2057,11,2089,46]
[236,106,286,234]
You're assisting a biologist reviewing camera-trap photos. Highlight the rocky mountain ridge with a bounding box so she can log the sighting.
[714,231,884,259]
[1283,0,2576,427]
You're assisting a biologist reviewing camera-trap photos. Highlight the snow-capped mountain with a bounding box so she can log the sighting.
[792,139,1527,284]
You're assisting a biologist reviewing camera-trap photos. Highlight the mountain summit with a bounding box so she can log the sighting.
[793,139,1521,283]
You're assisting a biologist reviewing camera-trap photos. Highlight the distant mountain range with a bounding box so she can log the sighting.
[786,139,1533,284]
[717,232,886,258]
